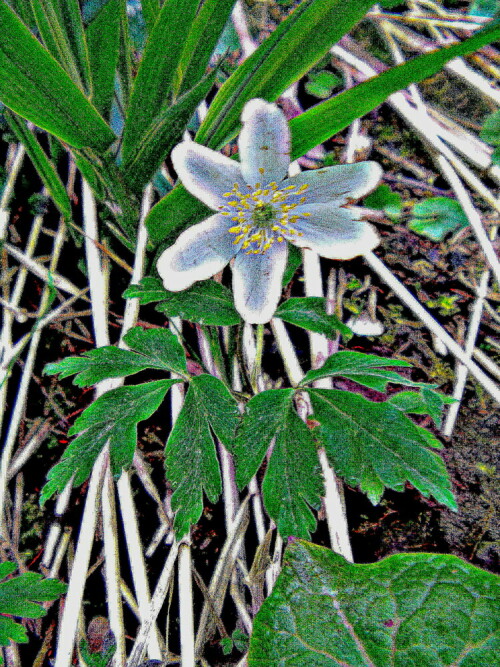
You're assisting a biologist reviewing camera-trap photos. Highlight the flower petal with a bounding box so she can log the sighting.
[232,241,288,324]
[291,203,380,259]
[157,214,236,291]
[283,161,382,204]
[171,142,244,210]
[238,99,290,186]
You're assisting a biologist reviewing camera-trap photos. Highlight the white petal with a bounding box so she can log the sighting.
[157,214,236,291]
[291,204,380,259]
[238,99,290,186]
[283,161,383,204]
[232,241,288,324]
[171,142,244,210]
[346,314,385,336]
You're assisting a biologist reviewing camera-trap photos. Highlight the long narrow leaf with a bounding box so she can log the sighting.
[53,0,91,90]
[5,111,72,219]
[0,2,115,150]
[195,0,374,150]
[173,0,236,97]
[289,17,500,159]
[86,0,121,118]
[140,0,160,35]
[121,0,199,163]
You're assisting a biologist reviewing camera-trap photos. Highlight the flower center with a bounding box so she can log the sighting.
[219,168,311,254]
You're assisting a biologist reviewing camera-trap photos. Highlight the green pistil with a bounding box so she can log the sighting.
[251,203,276,227]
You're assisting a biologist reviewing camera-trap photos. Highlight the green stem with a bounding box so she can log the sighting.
[250,323,265,393]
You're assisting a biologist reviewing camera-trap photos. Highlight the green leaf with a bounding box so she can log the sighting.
[305,70,342,99]
[480,108,500,145]
[300,350,415,389]
[4,111,72,219]
[121,0,199,163]
[41,379,178,504]
[196,0,374,150]
[469,0,500,17]
[363,184,402,219]
[275,298,352,341]
[282,243,302,286]
[173,0,237,97]
[0,1,114,150]
[233,389,323,539]
[0,567,66,650]
[308,388,456,509]
[155,281,241,326]
[43,325,187,385]
[165,374,240,537]
[249,539,500,666]
[409,197,468,241]
[140,0,160,34]
[123,68,217,193]
[388,387,456,429]
[123,276,170,304]
[289,17,500,160]
[86,0,121,119]
[492,145,500,165]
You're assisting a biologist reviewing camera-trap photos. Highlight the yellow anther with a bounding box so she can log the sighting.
[258,167,265,175]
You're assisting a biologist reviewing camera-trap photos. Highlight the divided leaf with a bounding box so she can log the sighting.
[233,389,323,539]
[155,281,241,326]
[41,379,178,504]
[249,539,500,666]
[0,563,66,659]
[300,350,428,393]
[275,298,352,340]
[165,374,240,537]
[308,388,456,509]
[43,325,187,385]
[388,387,457,428]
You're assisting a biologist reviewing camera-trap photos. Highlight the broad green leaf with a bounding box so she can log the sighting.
[43,325,187,385]
[123,276,170,304]
[196,0,374,150]
[174,0,237,97]
[308,388,456,509]
[300,350,415,389]
[249,539,500,666]
[123,69,217,193]
[0,2,115,150]
[388,387,456,429]
[480,108,500,144]
[165,374,240,537]
[121,0,199,163]
[5,111,72,219]
[41,379,178,504]
[305,70,342,99]
[409,197,468,241]
[86,0,121,119]
[233,389,323,539]
[275,298,352,341]
[155,281,241,326]
[289,17,500,160]
[0,567,66,655]
[363,184,402,219]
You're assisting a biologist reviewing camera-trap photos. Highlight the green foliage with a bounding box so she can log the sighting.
[232,389,323,539]
[0,562,67,663]
[248,539,500,666]
[41,379,179,504]
[79,637,116,667]
[43,325,188,385]
[165,374,240,537]
[308,388,456,508]
[155,281,241,326]
[363,184,403,219]
[123,276,170,304]
[275,298,353,341]
[0,1,115,150]
[220,628,249,656]
[388,387,457,428]
[305,70,342,99]
[409,197,468,241]
[469,0,500,17]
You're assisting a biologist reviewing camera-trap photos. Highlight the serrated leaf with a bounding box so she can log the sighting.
[409,197,468,241]
[275,298,352,341]
[233,389,322,539]
[249,539,500,666]
[300,350,415,389]
[0,1,115,150]
[165,374,240,537]
[41,379,178,504]
[155,281,241,326]
[43,326,187,385]
[388,387,456,428]
[0,568,66,651]
[308,388,456,509]
[123,276,169,304]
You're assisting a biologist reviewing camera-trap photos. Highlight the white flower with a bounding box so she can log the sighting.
[157,99,382,324]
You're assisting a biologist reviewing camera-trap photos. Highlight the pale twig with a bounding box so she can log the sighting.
[0,143,25,235]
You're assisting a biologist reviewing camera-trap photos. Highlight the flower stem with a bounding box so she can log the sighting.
[250,323,265,393]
